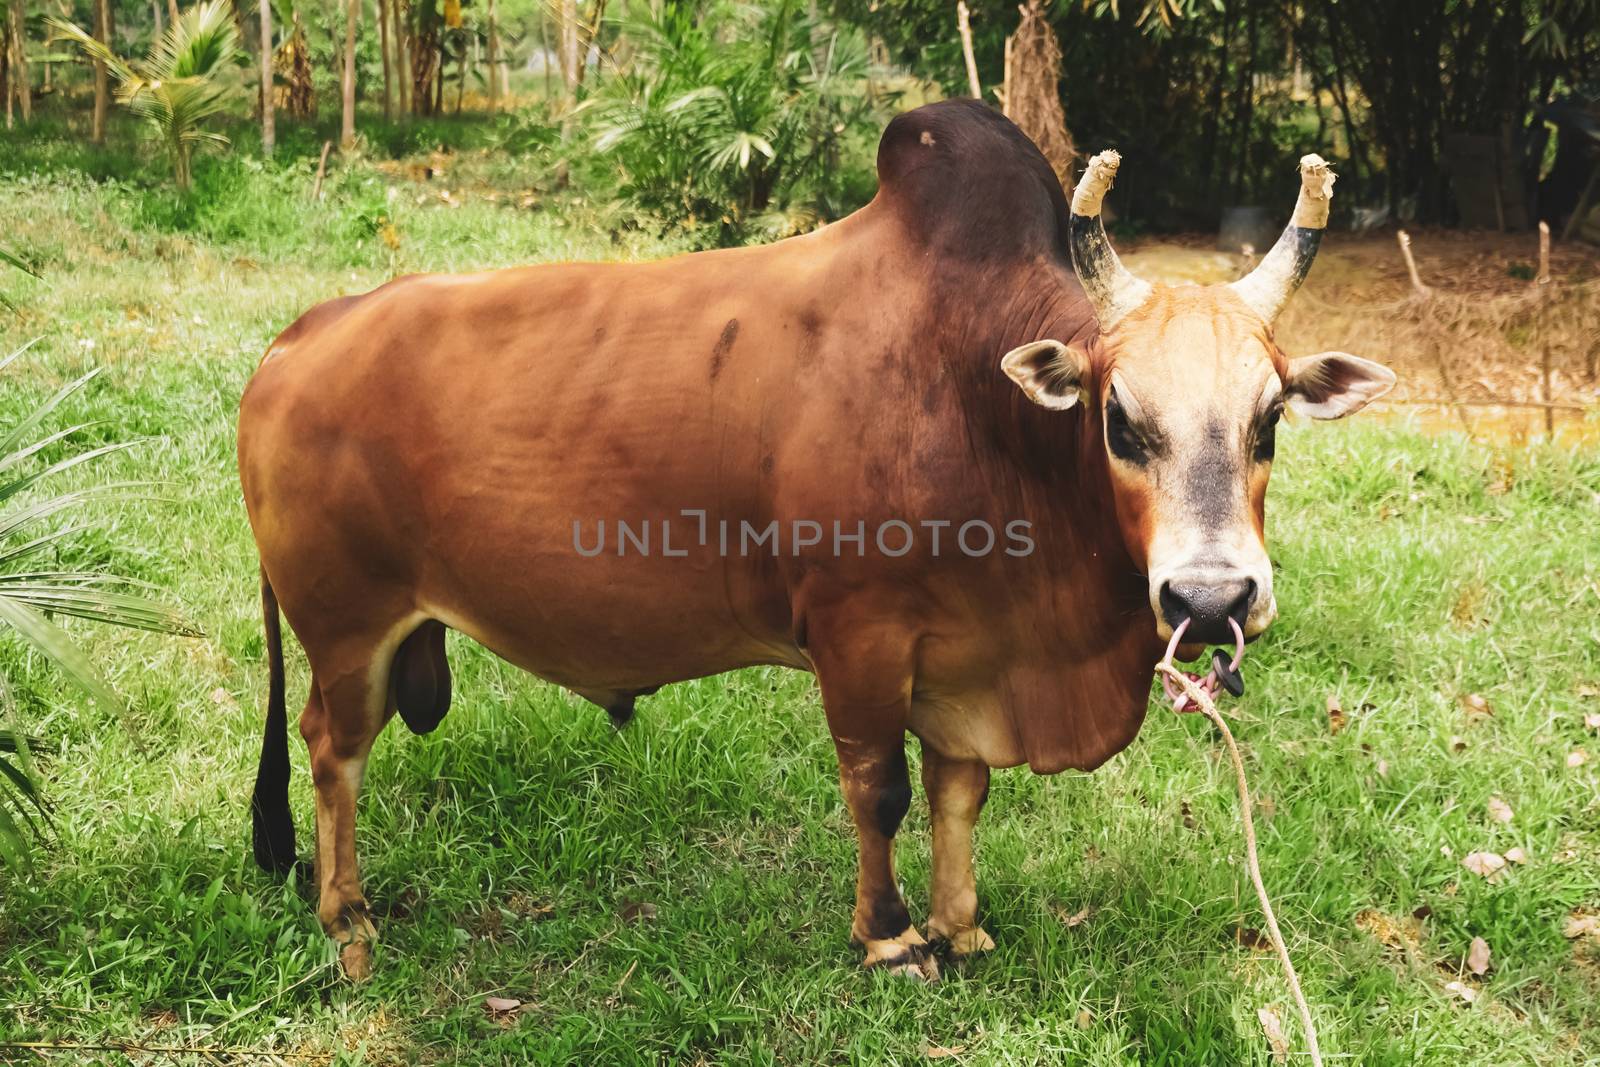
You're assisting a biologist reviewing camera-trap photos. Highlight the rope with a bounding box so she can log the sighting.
[1156,630,1325,1067]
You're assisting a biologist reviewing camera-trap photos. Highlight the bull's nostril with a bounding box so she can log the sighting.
[1226,579,1257,625]
[1158,581,1189,627]
[1159,576,1256,642]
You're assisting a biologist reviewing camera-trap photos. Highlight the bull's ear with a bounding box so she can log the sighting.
[1285,351,1395,419]
[1001,340,1088,411]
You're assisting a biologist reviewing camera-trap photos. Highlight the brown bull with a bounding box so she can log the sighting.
[239,100,1392,980]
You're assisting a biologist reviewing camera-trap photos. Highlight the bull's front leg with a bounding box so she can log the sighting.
[832,736,938,979]
[920,743,995,958]
[811,613,938,980]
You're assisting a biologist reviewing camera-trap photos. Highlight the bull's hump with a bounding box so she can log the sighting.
[872,100,1071,264]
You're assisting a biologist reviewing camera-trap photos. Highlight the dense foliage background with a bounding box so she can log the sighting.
[3,0,1598,236]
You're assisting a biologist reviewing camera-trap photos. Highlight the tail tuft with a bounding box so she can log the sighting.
[251,569,297,876]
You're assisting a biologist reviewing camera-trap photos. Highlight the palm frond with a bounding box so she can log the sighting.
[0,344,195,868]
[49,0,241,189]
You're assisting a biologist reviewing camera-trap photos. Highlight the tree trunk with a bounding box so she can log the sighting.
[11,0,30,124]
[152,0,163,39]
[377,0,391,120]
[486,0,498,113]
[258,0,274,154]
[392,0,407,114]
[454,29,465,114]
[1,16,11,131]
[91,0,109,144]
[539,6,552,99]
[168,0,179,29]
[558,0,578,100]
[410,0,439,116]
[341,0,358,147]
[575,0,603,87]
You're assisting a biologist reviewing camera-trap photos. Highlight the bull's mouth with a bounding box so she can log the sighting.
[1174,629,1260,663]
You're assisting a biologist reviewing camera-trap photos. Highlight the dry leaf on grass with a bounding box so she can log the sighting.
[619,901,658,923]
[1234,925,1271,951]
[1459,693,1493,720]
[1326,694,1346,735]
[1257,1005,1289,1063]
[1567,749,1589,768]
[1462,851,1507,879]
[1564,912,1600,939]
[1355,908,1423,950]
[923,1043,965,1058]
[1467,936,1491,975]
[1057,906,1092,928]
[1074,1008,1094,1029]
[1486,796,1514,824]
[1585,712,1600,731]
[483,996,522,1016]
[1449,734,1468,753]
[1504,846,1529,865]
[1444,980,1478,1004]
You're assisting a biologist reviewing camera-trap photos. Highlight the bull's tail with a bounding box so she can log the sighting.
[250,567,297,875]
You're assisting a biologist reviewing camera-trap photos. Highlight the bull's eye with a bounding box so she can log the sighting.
[1253,404,1281,463]
[1104,391,1149,466]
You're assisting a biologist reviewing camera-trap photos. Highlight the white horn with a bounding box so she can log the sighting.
[1068,150,1152,332]
[1228,154,1337,322]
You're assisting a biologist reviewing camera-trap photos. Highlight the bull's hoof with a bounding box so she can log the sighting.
[868,949,941,982]
[339,940,372,981]
[932,925,995,960]
[860,927,941,982]
[331,904,378,981]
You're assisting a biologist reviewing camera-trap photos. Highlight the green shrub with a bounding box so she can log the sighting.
[584,0,895,244]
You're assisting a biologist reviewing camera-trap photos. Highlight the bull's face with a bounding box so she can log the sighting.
[1002,151,1394,646]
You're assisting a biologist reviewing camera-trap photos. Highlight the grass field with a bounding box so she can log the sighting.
[2,113,1599,1065]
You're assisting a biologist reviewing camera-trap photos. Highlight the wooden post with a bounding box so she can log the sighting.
[1396,229,1429,297]
[1537,221,1554,436]
[956,1,980,99]
[1398,230,1470,434]
[311,139,332,199]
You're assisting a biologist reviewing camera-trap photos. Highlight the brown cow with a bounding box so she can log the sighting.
[239,100,1392,980]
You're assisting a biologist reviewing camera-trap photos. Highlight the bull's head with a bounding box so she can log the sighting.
[1002,151,1394,646]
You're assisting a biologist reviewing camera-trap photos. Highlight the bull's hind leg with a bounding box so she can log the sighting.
[299,644,392,980]
[810,614,938,981]
[920,743,994,958]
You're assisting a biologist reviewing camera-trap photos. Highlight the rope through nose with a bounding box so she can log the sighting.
[1152,618,1324,1066]
[1159,616,1246,712]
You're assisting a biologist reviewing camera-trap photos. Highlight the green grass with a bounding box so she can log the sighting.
[1,108,1599,1065]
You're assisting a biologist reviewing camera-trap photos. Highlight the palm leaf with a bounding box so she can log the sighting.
[0,345,193,867]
